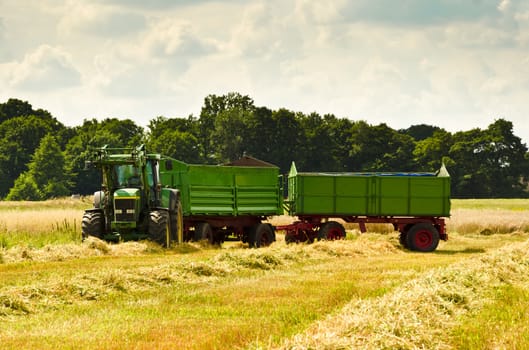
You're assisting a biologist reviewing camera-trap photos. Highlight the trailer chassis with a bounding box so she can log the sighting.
[275,215,447,252]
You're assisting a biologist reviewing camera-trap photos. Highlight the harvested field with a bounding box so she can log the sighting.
[1,199,529,349]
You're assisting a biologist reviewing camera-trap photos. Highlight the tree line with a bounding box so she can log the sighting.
[1,93,528,200]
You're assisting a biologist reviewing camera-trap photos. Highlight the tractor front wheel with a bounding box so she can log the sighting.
[81,210,104,240]
[149,210,170,247]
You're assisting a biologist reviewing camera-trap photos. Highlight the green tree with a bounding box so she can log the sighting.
[297,112,356,172]
[243,106,278,165]
[7,134,70,200]
[347,121,416,171]
[199,92,255,163]
[448,119,529,197]
[211,107,253,162]
[267,108,303,172]
[413,130,453,171]
[149,129,201,163]
[148,116,198,138]
[98,118,144,147]
[5,172,40,201]
[0,115,65,197]
[0,98,34,123]
[326,116,355,171]
[146,116,201,163]
[401,124,443,141]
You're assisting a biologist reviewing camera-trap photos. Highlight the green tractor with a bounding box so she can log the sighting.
[82,145,183,247]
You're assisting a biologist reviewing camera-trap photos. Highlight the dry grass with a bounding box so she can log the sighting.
[0,237,164,264]
[0,237,404,320]
[278,239,529,349]
[448,199,529,235]
[0,208,82,232]
[0,197,92,210]
[1,216,528,349]
[1,232,402,265]
[2,198,529,349]
[448,208,529,235]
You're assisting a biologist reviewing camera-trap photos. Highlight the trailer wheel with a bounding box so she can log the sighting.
[406,223,439,252]
[318,221,346,240]
[195,222,214,244]
[285,230,296,244]
[81,210,104,240]
[252,223,274,248]
[149,210,170,247]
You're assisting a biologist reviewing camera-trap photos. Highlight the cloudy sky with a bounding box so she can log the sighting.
[1,0,529,144]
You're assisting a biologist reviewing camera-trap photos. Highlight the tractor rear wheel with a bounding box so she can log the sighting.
[81,211,104,240]
[149,210,170,247]
[318,221,346,240]
[406,223,440,252]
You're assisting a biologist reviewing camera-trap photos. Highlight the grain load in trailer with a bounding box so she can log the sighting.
[278,162,451,252]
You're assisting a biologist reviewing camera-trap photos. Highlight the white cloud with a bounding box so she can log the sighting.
[142,19,216,59]
[294,0,345,24]
[498,0,511,12]
[6,45,81,91]
[84,17,218,98]
[57,2,146,38]
[230,2,300,58]
[0,18,6,61]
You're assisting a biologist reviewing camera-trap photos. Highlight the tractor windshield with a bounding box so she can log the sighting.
[115,164,142,187]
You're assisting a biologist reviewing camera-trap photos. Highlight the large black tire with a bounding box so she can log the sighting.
[81,211,104,240]
[251,223,275,248]
[406,223,440,252]
[285,230,296,244]
[149,210,170,247]
[194,222,214,244]
[318,221,346,240]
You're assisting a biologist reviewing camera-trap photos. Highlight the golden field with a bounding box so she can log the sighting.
[0,198,529,349]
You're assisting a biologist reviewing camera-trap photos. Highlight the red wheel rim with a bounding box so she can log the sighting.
[414,229,433,249]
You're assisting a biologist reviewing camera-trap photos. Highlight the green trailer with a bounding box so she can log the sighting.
[278,162,450,252]
[159,157,283,246]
